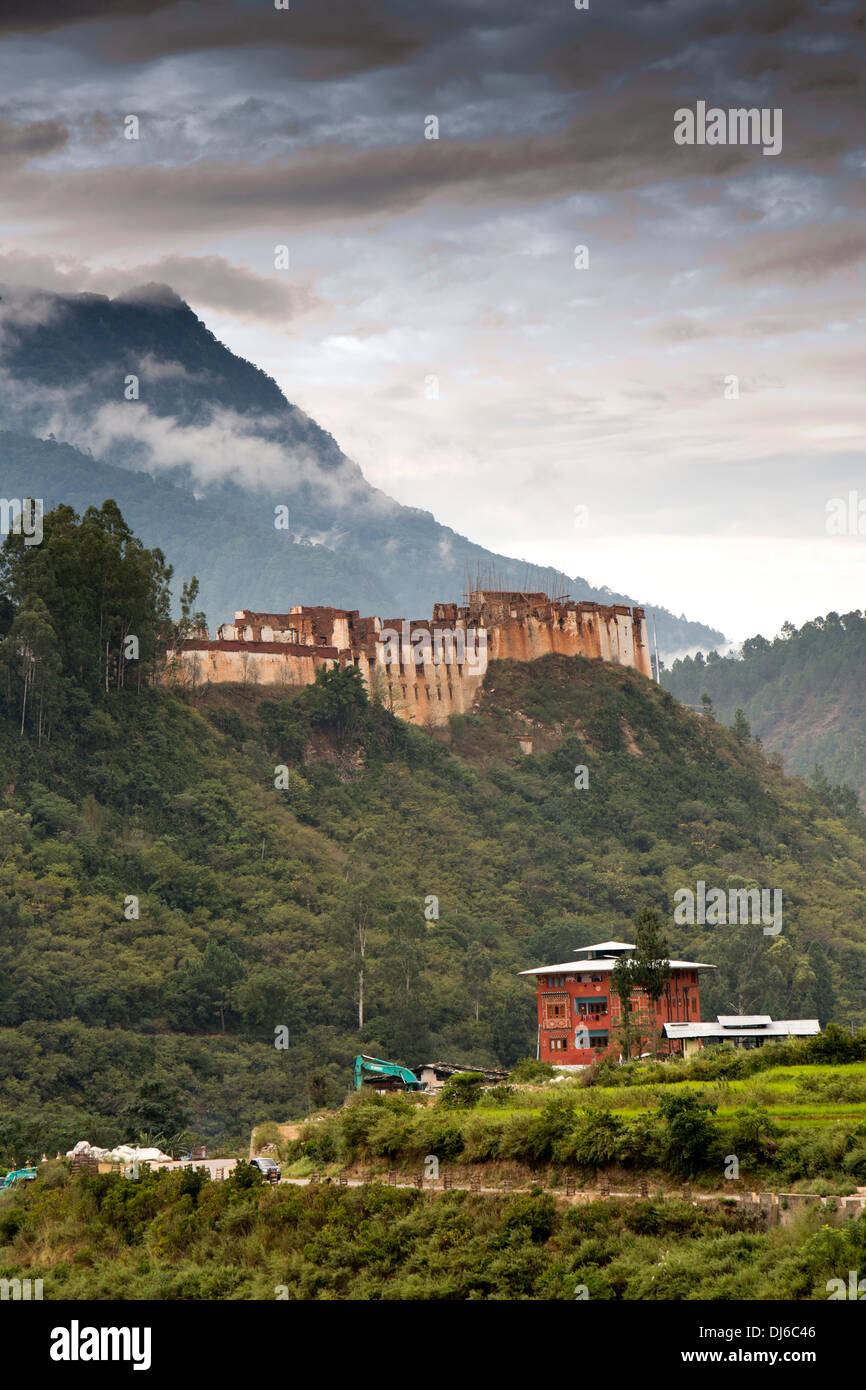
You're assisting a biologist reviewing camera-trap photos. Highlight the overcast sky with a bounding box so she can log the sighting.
[0,0,863,644]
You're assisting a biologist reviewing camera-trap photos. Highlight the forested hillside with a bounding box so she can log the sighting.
[1,505,865,1162]
[663,612,866,804]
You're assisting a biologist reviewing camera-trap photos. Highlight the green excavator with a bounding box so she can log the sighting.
[354,1055,423,1092]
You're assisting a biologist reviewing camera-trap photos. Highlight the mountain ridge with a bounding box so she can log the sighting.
[0,284,724,654]
[663,611,866,804]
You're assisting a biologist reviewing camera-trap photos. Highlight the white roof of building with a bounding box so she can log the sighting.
[717,1014,771,1028]
[664,1017,819,1039]
[573,940,635,953]
[518,957,715,977]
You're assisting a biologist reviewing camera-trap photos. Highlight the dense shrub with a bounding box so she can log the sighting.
[727,1107,781,1165]
[413,1110,465,1162]
[657,1091,720,1176]
[523,1096,577,1165]
[3,1166,865,1300]
[560,1109,624,1170]
[438,1073,484,1109]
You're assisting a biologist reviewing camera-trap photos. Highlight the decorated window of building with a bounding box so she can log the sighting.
[543,995,569,1023]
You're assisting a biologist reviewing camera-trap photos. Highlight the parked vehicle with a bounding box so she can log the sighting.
[250,1156,281,1181]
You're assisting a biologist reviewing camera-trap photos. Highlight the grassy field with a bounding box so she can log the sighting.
[466,1065,866,1126]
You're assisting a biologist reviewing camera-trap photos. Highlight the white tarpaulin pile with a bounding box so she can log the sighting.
[66,1140,111,1159]
[66,1140,172,1163]
[109,1146,172,1163]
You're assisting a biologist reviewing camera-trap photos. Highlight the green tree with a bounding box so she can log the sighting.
[118,1080,190,1149]
[462,942,491,1022]
[438,1073,484,1109]
[631,909,671,1059]
[569,1107,625,1169]
[177,577,207,639]
[306,664,368,751]
[0,500,173,694]
[611,953,636,1060]
[167,576,207,685]
[0,596,62,742]
[171,941,247,1033]
[805,941,837,1027]
[729,1107,780,1166]
[657,1091,719,1176]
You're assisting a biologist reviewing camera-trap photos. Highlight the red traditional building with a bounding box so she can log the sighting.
[518,940,715,1067]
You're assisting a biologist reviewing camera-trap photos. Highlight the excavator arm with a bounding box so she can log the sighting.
[354,1055,422,1090]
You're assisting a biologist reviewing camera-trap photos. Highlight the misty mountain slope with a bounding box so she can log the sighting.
[0,432,395,617]
[663,611,866,803]
[0,283,348,473]
[0,284,724,648]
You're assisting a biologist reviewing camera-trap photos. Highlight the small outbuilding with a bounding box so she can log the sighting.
[414,1061,510,1092]
[664,1014,820,1058]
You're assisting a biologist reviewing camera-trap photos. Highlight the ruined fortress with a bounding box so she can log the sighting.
[166,591,653,726]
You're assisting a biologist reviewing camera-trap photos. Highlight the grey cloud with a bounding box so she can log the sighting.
[0,118,68,161]
[789,54,865,93]
[692,0,815,38]
[1,104,769,251]
[800,345,866,382]
[728,223,866,283]
[653,317,716,343]
[0,253,318,324]
[20,0,449,77]
[71,400,398,517]
[115,258,320,323]
[0,287,66,352]
[0,0,179,35]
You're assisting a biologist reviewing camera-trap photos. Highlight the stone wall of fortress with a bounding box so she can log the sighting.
[165,592,653,727]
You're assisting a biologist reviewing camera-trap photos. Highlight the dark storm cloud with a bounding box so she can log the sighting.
[531,0,863,94]
[0,0,179,33]
[0,0,454,78]
[0,118,68,161]
[0,98,778,248]
[6,0,853,109]
[0,0,859,262]
[3,0,863,110]
[691,0,815,39]
[105,3,441,75]
[3,1,862,171]
[6,80,855,251]
[788,54,865,93]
